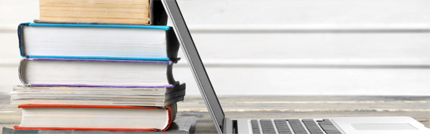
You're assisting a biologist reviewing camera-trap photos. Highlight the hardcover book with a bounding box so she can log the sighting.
[2,116,196,134]
[19,58,176,87]
[18,23,179,61]
[14,104,177,132]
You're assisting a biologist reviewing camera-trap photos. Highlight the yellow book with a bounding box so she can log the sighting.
[38,0,150,24]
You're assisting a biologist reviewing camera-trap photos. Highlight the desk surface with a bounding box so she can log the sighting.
[1,94,429,134]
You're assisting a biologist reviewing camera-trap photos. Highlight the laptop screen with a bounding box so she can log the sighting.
[162,0,225,132]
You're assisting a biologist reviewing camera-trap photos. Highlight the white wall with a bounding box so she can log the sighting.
[1,0,430,95]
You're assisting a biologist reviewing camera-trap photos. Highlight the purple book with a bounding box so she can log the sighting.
[19,58,177,87]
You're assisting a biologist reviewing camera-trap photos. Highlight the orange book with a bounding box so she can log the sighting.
[14,104,175,132]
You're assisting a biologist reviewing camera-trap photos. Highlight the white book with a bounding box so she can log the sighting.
[19,58,176,87]
[11,84,186,107]
[15,103,177,131]
[18,23,179,61]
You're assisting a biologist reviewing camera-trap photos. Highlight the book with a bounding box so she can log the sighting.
[18,23,179,61]
[14,104,177,132]
[10,83,186,107]
[37,0,166,25]
[13,82,185,95]
[19,58,176,87]
[2,116,196,134]
[11,96,185,108]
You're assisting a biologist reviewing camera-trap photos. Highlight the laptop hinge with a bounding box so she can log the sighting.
[232,120,238,134]
[221,119,238,134]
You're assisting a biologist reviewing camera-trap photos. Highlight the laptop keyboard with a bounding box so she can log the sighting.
[274,120,293,134]
[261,120,277,134]
[302,119,325,134]
[251,119,342,134]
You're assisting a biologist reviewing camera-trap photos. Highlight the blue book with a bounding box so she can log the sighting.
[18,22,179,61]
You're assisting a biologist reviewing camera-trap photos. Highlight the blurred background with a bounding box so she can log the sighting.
[1,0,430,95]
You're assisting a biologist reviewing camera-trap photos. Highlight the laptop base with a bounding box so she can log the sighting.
[226,116,429,134]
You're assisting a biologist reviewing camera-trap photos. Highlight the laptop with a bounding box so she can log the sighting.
[161,0,430,133]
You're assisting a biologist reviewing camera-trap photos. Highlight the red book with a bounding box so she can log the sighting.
[14,104,175,132]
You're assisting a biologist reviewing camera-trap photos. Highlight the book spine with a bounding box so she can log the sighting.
[159,105,173,132]
[18,59,28,86]
[18,23,30,57]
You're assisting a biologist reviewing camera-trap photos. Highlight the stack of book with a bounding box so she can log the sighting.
[11,0,185,132]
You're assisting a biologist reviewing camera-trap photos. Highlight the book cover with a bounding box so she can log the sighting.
[3,116,196,134]
[36,0,168,25]
[18,22,180,62]
[14,104,175,132]
[19,58,176,87]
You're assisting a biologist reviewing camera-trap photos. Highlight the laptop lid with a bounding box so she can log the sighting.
[161,0,225,133]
